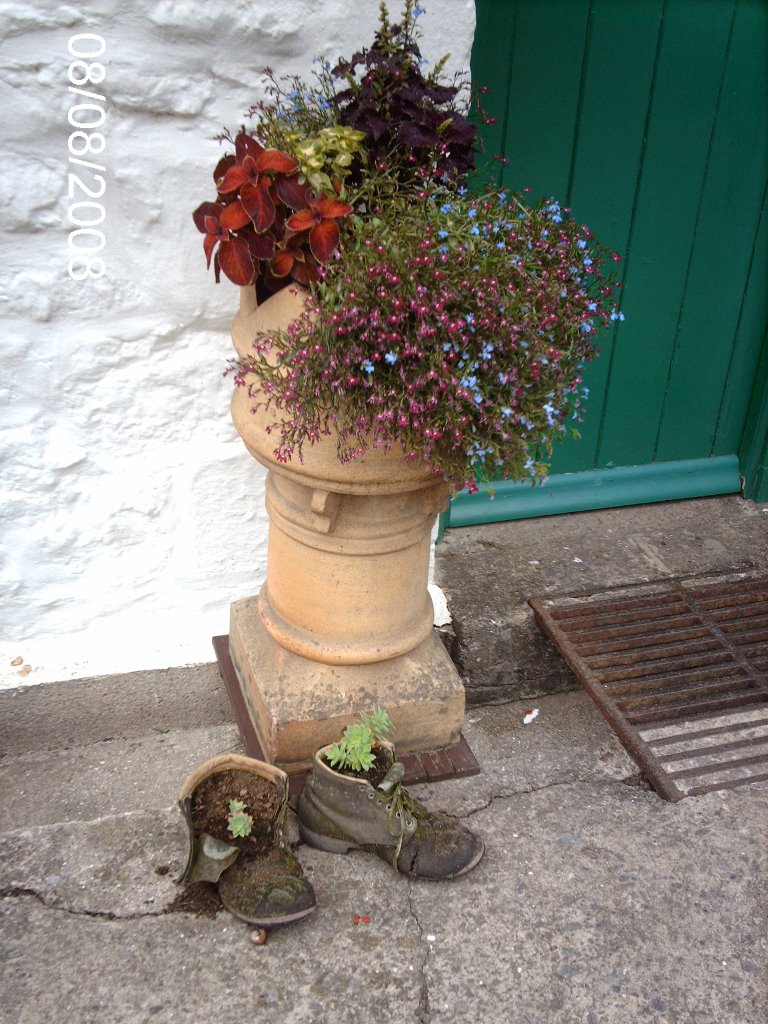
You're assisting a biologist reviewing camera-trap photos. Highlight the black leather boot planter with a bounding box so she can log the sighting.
[298,726,485,880]
[178,754,316,927]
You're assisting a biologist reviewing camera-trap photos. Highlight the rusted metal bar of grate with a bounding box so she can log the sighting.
[529,570,768,801]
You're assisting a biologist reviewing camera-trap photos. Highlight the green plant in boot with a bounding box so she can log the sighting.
[299,718,485,880]
[227,799,254,839]
[325,705,393,773]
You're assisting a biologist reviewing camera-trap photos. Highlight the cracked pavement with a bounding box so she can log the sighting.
[2,496,767,1023]
[1,688,766,1024]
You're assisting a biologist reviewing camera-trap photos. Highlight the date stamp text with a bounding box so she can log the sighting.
[67,34,107,280]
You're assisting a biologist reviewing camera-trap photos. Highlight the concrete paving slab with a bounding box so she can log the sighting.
[2,682,765,1024]
[408,693,637,818]
[436,495,768,703]
[1,844,426,1024]
[410,782,768,1024]
[0,809,185,918]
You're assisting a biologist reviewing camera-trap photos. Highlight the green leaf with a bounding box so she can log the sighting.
[227,799,253,838]
[360,705,393,741]
[344,724,372,749]
[326,741,347,767]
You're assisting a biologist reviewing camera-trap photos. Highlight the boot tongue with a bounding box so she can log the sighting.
[377,761,404,793]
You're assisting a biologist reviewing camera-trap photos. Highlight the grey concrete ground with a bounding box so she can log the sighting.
[1,496,767,1024]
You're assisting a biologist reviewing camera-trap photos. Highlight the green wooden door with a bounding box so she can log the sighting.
[449,0,768,527]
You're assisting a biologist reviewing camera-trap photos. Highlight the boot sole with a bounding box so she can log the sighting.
[300,823,486,879]
[219,898,317,928]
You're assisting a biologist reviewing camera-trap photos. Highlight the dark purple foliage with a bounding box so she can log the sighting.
[331,17,477,182]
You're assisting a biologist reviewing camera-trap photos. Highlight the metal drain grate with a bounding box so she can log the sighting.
[529,570,768,801]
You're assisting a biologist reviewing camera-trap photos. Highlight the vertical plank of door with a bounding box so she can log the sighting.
[655,0,767,462]
[498,0,591,199]
[596,0,735,469]
[555,0,664,474]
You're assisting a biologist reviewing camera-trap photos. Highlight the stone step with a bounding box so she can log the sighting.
[0,662,231,758]
[0,723,241,832]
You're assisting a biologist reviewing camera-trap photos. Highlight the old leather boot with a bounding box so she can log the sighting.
[178,754,316,927]
[298,742,484,879]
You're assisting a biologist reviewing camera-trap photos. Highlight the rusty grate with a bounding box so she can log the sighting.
[529,570,768,802]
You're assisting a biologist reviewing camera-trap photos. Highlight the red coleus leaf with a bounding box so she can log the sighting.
[254,149,299,175]
[275,174,312,211]
[218,164,250,194]
[270,249,295,278]
[291,252,319,285]
[203,232,218,269]
[218,236,254,286]
[235,133,264,163]
[203,215,227,241]
[192,201,223,233]
[213,155,236,191]
[240,181,276,233]
[219,200,251,231]
[263,267,284,293]
[246,230,276,260]
[273,204,287,237]
[309,218,340,263]
[286,209,317,233]
[312,197,353,219]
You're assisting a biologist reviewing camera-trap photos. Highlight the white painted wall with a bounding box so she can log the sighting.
[0,0,475,687]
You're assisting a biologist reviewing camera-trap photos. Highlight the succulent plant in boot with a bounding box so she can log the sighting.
[178,754,316,927]
[325,705,394,776]
[298,711,484,879]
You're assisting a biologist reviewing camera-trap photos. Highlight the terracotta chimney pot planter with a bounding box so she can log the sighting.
[227,285,465,772]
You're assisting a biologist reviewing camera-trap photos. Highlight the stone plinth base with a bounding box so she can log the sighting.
[229,594,465,773]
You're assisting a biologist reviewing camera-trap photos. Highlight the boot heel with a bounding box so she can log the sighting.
[299,821,358,854]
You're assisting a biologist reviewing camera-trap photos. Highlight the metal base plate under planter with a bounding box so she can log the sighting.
[213,635,481,797]
[530,569,768,802]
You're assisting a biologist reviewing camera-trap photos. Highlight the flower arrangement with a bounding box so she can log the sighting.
[193,1,622,492]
